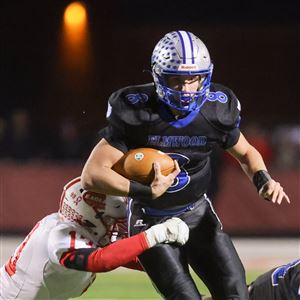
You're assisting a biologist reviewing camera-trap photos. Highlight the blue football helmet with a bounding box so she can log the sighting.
[151,31,213,112]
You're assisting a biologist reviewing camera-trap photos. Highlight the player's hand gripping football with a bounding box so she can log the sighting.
[150,160,180,199]
[145,217,189,247]
[259,179,290,205]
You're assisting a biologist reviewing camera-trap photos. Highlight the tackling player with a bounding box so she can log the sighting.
[81,31,290,299]
[0,177,189,300]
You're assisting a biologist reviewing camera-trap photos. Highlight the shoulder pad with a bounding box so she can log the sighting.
[106,83,156,126]
[201,83,241,131]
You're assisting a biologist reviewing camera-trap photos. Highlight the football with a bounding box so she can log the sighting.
[112,148,176,184]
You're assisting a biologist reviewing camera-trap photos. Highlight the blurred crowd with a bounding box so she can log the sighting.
[0,109,94,162]
[0,109,299,170]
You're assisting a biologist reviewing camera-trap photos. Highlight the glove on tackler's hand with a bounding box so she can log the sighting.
[145,217,189,247]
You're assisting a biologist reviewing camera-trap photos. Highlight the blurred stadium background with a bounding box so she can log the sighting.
[1,0,299,298]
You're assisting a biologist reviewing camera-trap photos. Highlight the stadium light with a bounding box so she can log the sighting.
[64,2,87,27]
[60,1,92,73]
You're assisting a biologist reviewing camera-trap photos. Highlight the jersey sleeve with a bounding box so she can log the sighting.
[101,89,129,153]
[219,88,241,149]
[48,223,95,266]
[101,84,154,153]
[202,84,242,149]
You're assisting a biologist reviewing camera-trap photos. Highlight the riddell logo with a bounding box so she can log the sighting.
[178,64,198,70]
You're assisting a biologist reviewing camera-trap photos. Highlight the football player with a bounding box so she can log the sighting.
[81,31,290,300]
[0,177,189,300]
[204,258,300,300]
[248,258,300,300]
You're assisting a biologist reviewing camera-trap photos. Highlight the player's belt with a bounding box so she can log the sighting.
[142,202,197,217]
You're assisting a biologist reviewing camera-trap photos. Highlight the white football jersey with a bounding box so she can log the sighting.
[0,213,97,300]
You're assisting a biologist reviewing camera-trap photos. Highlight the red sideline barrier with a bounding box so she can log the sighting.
[0,162,82,232]
[214,166,300,235]
[0,162,299,235]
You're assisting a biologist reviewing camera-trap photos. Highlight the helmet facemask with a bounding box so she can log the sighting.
[151,31,213,113]
[153,70,212,112]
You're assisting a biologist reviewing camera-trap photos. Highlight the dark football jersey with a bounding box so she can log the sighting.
[102,82,241,209]
[249,259,300,300]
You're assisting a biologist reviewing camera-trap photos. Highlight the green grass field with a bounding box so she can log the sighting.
[76,269,261,299]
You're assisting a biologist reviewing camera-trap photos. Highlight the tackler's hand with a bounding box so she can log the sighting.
[163,217,190,245]
[259,179,290,205]
[150,160,180,199]
[145,217,189,247]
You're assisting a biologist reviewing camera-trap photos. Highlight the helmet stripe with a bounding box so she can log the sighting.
[177,31,186,64]
[177,31,193,64]
[186,31,195,64]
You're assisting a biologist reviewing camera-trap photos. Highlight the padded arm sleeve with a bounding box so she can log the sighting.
[122,257,144,272]
[60,232,149,272]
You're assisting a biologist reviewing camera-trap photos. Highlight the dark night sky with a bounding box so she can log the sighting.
[1,1,299,140]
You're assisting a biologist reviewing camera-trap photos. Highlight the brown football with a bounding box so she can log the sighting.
[112,148,176,184]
